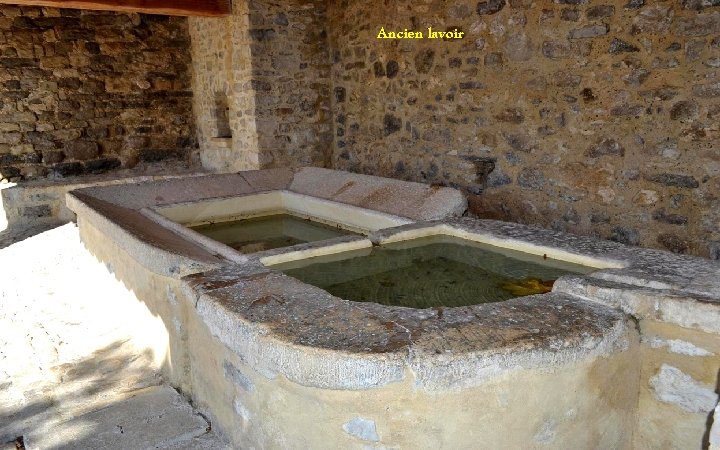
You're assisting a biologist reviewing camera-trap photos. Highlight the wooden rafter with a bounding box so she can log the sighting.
[0,0,230,17]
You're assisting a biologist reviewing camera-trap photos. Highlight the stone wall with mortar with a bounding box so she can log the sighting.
[189,0,332,172]
[326,0,720,259]
[0,5,196,182]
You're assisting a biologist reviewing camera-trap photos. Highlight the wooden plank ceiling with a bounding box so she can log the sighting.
[0,0,230,16]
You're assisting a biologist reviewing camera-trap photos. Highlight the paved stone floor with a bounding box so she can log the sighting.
[0,215,227,448]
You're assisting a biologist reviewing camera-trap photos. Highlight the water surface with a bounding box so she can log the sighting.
[190,213,357,253]
[273,236,594,308]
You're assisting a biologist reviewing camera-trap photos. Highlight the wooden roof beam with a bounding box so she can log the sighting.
[0,0,231,17]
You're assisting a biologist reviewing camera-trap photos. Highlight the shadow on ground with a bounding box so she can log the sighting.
[0,222,65,250]
[0,339,161,447]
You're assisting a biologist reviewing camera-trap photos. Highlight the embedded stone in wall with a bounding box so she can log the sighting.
[477,0,506,16]
[586,139,625,158]
[644,173,699,189]
[674,12,720,36]
[670,101,699,121]
[342,418,379,442]
[609,227,640,246]
[587,5,615,19]
[517,168,545,190]
[657,233,690,254]
[650,365,718,414]
[692,81,720,97]
[383,114,402,136]
[415,48,435,74]
[710,242,720,260]
[609,38,639,53]
[568,24,608,39]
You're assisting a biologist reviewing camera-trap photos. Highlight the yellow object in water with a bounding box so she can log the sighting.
[499,278,554,296]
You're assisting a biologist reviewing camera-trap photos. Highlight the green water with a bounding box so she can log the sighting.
[272,236,595,308]
[189,214,357,254]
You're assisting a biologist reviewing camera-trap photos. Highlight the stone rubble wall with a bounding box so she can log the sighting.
[0,5,197,182]
[326,0,720,259]
[188,0,332,172]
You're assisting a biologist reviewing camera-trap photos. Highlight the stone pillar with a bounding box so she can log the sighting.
[189,0,332,173]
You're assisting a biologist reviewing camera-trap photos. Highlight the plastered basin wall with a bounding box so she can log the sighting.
[634,321,720,450]
[72,206,641,448]
[75,216,200,393]
[185,330,640,449]
[183,219,640,448]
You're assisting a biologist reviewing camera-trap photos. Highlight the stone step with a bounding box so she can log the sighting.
[24,386,226,450]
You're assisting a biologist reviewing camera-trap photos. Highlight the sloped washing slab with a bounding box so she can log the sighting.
[66,167,466,274]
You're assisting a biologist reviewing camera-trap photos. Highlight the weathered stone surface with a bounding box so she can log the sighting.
[51,161,83,177]
[568,24,608,39]
[477,0,505,15]
[633,5,673,34]
[504,33,534,61]
[674,12,720,36]
[653,209,689,225]
[20,204,51,217]
[383,114,402,136]
[587,5,615,19]
[561,8,580,21]
[415,48,435,74]
[504,133,536,153]
[84,157,121,174]
[485,52,503,66]
[625,0,645,9]
[495,108,524,123]
[609,38,639,54]
[64,140,99,161]
[587,139,625,157]
[684,0,720,10]
[645,173,700,189]
[623,68,650,85]
[657,233,689,253]
[710,241,720,260]
[342,418,379,442]
[670,101,699,121]
[692,82,720,97]
[609,226,640,246]
[543,41,571,59]
[649,365,718,413]
[553,70,581,87]
[386,60,399,78]
[686,39,705,61]
[517,167,545,189]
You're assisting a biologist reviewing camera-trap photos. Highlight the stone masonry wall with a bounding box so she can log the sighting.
[189,3,258,172]
[189,0,332,172]
[0,5,196,182]
[326,0,720,258]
